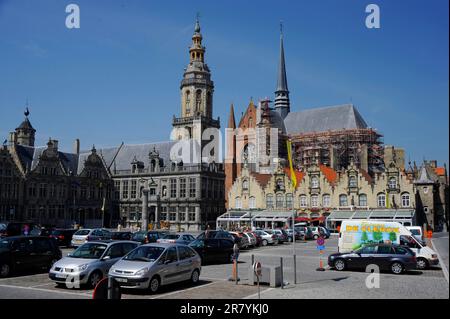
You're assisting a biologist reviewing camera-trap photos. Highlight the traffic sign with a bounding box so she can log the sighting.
[316,237,325,246]
[253,261,262,277]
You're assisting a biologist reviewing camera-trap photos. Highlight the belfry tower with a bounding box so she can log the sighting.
[172,18,220,160]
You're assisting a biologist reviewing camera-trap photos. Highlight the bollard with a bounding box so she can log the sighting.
[294,254,297,284]
[280,257,284,289]
[251,254,254,267]
[235,259,238,285]
[107,276,114,299]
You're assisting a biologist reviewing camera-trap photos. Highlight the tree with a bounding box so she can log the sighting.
[389,231,397,242]
[373,231,383,243]
[361,231,369,243]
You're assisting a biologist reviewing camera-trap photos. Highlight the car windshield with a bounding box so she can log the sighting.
[74,229,91,236]
[409,229,420,236]
[123,246,165,262]
[162,234,179,240]
[71,243,107,259]
[0,238,11,249]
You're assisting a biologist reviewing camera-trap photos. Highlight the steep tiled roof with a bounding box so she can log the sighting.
[319,165,337,184]
[359,168,373,184]
[284,167,305,188]
[435,167,445,176]
[284,104,368,135]
[250,172,272,188]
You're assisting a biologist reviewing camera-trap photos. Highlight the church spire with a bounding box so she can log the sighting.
[228,104,236,129]
[274,22,290,119]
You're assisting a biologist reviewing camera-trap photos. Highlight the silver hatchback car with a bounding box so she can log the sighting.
[108,243,201,293]
[49,240,139,288]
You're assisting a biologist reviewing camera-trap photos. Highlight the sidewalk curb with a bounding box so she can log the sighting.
[431,238,449,284]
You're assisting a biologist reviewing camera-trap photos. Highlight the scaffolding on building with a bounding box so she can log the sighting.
[290,128,384,174]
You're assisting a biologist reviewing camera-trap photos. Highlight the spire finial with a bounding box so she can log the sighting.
[280,20,283,36]
[194,12,201,33]
[24,98,30,117]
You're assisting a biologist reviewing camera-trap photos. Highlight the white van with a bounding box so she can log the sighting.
[338,220,439,269]
[406,226,424,242]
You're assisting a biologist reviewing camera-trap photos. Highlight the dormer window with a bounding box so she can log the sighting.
[349,176,357,188]
[242,179,249,191]
[388,177,397,189]
[311,176,319,188]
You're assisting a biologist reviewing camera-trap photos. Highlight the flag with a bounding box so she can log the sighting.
[286,139,297,189]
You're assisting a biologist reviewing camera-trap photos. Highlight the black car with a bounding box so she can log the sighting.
[189,238,235,264]
[49,229,77,247]
[0,236,62,277]
[111,231,133,241]
[197,230,235,241]
[328,243,417,274]
[131,230,169,244]
[0,222,41,238]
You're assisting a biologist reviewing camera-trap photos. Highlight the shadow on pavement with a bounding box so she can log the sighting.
[120,279,213,296]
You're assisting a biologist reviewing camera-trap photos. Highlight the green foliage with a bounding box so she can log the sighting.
[361,231,369,243]
[373,231,383,242]
[389,232,397,242]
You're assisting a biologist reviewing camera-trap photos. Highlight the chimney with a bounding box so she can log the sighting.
[73,139,80,155]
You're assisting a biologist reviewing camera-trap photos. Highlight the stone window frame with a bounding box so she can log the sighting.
[322,194,331,207]
[311,195,319,207]
[339,194,348,207]
[358,194,368,207]
[299,195,308,208]
[377,193,386,207]
[401,192,410,207]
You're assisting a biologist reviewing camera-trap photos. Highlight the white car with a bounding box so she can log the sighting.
[70,228,111,247]
[406,226,424,242]
[254,230,277,246]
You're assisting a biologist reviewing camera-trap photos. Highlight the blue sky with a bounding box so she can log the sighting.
[0,0,448,167]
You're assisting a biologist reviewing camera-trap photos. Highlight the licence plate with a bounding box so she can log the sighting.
[55,274,67,279]
[115,278,128,283]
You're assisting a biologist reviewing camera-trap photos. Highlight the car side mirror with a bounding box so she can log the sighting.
[164,259,172,265]
[102,256,111,261]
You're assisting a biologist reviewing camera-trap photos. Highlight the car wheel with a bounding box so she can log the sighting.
[416,258,429,270]
[191,269,200,284]
[149,276,160,293]
[334,259,346,271]
[262,239,268,246]
[0,263,10,278]
[88,271,103,288]
[391,262,404,274]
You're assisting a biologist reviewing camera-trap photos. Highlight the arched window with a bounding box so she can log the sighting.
[286,193,293,209]
[276,194,284,208]
[401,193,410,207]
[242,179,249,191]
[249,117,253,127]
[388,177,397,189]
[349,176,357,188]
[266,194,274,208]
[299,195,308,208]
[195,90,202,112]
[322,194,331,207]
[377,193,386,207]
[235,197,242,209]
[311,176,319,188]
[311,195,319,207]
[185,90,191,114]
[276,179,284,191]
[359,194,367,207]
[339,194,348,207]
[249,196,256,209]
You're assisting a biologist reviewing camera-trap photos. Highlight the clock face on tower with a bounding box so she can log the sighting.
[196,74,202,79]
